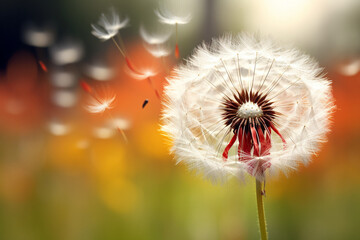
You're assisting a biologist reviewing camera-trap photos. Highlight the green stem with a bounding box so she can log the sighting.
[256,179,268,240]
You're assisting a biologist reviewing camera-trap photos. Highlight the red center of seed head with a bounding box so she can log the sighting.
[221,90,286,178]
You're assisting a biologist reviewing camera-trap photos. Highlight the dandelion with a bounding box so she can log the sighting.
[155,5,191,58]
[161,34,334,240]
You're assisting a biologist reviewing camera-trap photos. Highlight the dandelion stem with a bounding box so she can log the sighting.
[116,33,127,56]
[256,179,268,240]
[175,23,180,58]
[117,127,128,143]
[175,23,178,44]
[111,37,126,57]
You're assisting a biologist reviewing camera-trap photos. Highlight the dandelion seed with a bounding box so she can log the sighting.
[155,5,191,59]
[126,68,161,100]
[80,81,116,113]
[161,34,334,183]
[85,94,116,114]
[144,44,171,58]
[91,8,141,76]
[91,8,129,41]
[139,24,172,45]
[110,117,130,143]
[142,99,149,109]
[155,7,192,25]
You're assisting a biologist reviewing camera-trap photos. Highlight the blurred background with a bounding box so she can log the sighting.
[0,0,360,239]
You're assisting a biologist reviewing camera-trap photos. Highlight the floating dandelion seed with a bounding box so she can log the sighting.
[91,8,129,41]
[85,93,116,114]
[126,68,161,100]
[144,44,171,58]
[80,81,115,113]
[127,68,158,81]
[155,5,191,58]
[139,24,172,45]
[80,81,128,142]
[161,34,334,240]
[92,8,140,75]
[155,7,192,25]
[22,23,54,72]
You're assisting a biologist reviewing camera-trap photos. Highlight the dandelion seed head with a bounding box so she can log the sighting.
[161,34,334,183]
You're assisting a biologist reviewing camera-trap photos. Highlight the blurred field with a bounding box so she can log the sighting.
[0,0,360,239]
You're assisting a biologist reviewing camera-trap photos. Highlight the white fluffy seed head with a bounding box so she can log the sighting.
[161,33,334,183]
